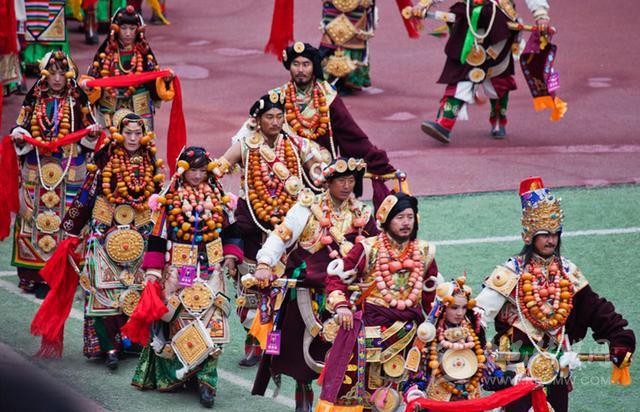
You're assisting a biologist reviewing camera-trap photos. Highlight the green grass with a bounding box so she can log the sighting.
[1,184,638,411]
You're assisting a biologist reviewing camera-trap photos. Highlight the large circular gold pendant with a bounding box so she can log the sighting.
[105,229,144,264]
[466,45,487,67]
[40,163,64,187]
[469,67,486,83]
[528,352,560,385]
[114,205,136,225]
[441,348,478,380]
[180,283,214,313]
[382,354,406,378]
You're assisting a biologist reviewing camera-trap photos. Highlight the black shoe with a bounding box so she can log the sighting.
[33,283,50,299]
[421,121,451,144]
[238,354,261,367]
[491,125,507,139]
[106,350,119,370]
[199,385,215,408]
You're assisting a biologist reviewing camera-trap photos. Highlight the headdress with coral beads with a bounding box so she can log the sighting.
[519,176,564,245]
[435,274,475,309]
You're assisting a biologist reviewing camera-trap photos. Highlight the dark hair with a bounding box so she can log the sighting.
[119,113,146,134]
[179,146,210,170]
[113,7,142,26]
[520,233,562,266]
[326,170,364,198]
[381,193,419,240]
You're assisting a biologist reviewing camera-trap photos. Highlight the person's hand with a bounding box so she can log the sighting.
[164,69,175,82]
[223,257,237,278]
[87,123,102,139]
[536,18,550,34]
[335,306,354,330]
[254,266,272,288]
[79,78,92,91]
[11,130,26,146]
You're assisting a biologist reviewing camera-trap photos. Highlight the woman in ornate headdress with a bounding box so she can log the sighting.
[80,5,174,132]
[56,110,165,369]
[402,276,512,405]
[7,50,99,297]
[130,147,242,409]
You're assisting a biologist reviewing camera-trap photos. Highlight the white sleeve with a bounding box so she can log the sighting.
[11,126,34,156]
[475,287,508,326]
[255,203,312,267]
[231,118,255,145]
[525,0,549,16]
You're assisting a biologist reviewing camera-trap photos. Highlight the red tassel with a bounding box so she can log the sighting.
[30,237,81,358]
[264,0,294,59]
[531,386,550,412]
[395,0,421,39]
[0,135,20,240]
[0,0,18,54]
[166,76,186,175]
[120,280,168,345]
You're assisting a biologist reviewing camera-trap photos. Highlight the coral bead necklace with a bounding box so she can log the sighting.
[101,148,155,210]
[517,257,574,331]
[373,233,424,310]
[284,81,330,140]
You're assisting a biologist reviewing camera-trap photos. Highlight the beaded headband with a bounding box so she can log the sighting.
[435,275,475,308]
[314,157,366,186]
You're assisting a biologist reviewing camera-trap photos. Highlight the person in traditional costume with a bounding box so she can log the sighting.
[249,157,377,411]
[80,5,174,132]
[318,1,376,94]
[39,110,165,369]
[274,41,403,207]
[6,50,99,298]
[130,147,242,409]
[474,177,635,411]
[402,276,513,405]
[418,0,551,143]
[316,192,441,411]
[21,0,70,73]
[214,94,325,367]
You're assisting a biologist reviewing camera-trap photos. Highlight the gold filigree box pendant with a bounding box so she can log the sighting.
[441,348,478,380]
[41,191,61,208]
[332,0,360,13]
[119,289,141,316]
[36,212,62,234]
[180,283,215,313]
[40,163,64,187]
[528,352,560,385]
[466,45,487,67]
[114,205,135,225]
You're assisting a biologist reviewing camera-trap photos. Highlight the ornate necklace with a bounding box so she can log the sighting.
[517,257,574,331]
[284,81,330,140]
[31,95,72,141]
[428,317,485,397]
[373,233,424,310]
[161,182,229,243]
[318,194,367,258]
[245,134,301,228]
[101,148,155,210]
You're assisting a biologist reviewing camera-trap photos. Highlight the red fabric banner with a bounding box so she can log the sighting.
[264,0,294,59]
[30,237,81,358]
[0,136,20,240]
[120,280,168,345]
[405,381,548,412]
[86,70,186,173]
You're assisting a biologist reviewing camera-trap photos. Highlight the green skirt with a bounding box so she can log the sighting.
[132,345,219,392]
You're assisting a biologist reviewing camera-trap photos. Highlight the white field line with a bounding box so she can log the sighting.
[0,271,16,277]
[431,227,640,246]
[0,278,295,409]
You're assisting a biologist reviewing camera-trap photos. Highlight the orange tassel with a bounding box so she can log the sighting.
[248,310,272,350]
[611,365,632,386]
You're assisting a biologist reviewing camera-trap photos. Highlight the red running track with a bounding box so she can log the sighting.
[2,0,639,196]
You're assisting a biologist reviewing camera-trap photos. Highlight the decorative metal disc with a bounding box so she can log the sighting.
[528,352,560,385]
[120,289,141,316]
[441,349,478,380]
[180,283,214,313]
[383,354,406,378]
[35,212,61,234]
[466,45,487,67]
[469,67,486,83]
[105,229,144,264]
[40,163,64,186]
[114,205,135,225]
